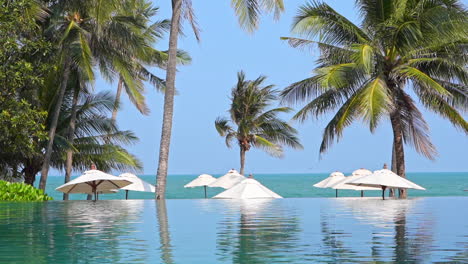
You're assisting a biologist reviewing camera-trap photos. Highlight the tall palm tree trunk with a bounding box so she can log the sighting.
[240,148,246,175]
[63,87,79,200]
[155,0,182,199]
[111,77,124,123]
[39,59,71,190]
[390,111,407,198]
[389,144,397,197]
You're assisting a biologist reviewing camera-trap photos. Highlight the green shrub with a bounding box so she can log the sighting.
[0,180,52,201]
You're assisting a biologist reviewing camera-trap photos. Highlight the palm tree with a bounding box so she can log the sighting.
[215,71,302,175]
[51,91,142,173]
[155,0,286,199]
[63,70,88,200]
[22,89,142,186]
[39,4,95,190]
[281,0,468,198]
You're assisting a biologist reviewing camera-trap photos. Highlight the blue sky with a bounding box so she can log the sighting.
[74,0,467,175]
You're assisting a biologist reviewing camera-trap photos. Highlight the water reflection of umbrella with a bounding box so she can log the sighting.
[313,172,346,197]
[56,170,131,200]
[184,174,217,198]
[209,170,246,189]
[348,169,425,199]
[331,169,380,197]
[336,198,417,228]
[119,173,155,200]
[213,179,282,199]
[216,199,301,263]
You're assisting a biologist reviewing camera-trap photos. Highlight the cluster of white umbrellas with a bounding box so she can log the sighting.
[184,169,282,199]
[313,167,425,199]
[58,166,425,201]
[56,170,155,200]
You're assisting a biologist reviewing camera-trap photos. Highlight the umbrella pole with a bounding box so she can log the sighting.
[335,189,338,198]
[361,190,364,197]
[204,186,207,198]
[381,186,387,200]
[125,190,129,200]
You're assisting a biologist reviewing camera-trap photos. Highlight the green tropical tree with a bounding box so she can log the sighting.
[40,0,176,191]
[215,71,302,175]
[281,0,468,198]
[107,1,191,123]
[155,0,286,199]
[22,89,142,186]
[39,0,95,190]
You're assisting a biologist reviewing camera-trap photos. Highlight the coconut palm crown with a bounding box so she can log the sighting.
[216,71,303,175]
[281,0,468,197]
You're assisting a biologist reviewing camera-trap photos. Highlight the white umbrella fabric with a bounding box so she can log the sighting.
[331,169,380,197]
[119,173,155,200]
[348,169,426,199]
[208,170,246,189]
[313,171,346,197]
[184,174,217,198]
[56,170,131,200]
[213,178,282,199]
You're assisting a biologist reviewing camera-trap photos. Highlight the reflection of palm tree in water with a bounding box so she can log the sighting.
[319,213,359,263]
[156,200,174,264]
[393,208,433,264]
[216,200,301,264]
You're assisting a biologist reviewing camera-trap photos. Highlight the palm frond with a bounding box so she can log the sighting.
[215,117,234,136]
[396,91,437,159]
[359,76,393,131]
[252,135,283,157]
[182,0,201,41]
[230,0,284,32]
[292,1,370,45]
[319,89,362,153]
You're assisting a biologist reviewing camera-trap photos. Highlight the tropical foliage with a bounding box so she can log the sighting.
[216,71,302,175]
[39,0,173,189]
[21,88,142,185]
[281,0,468,197]
[0,181,53,201]
[1,0,170,193]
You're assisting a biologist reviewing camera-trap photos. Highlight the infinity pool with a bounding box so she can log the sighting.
[0,197,467,263]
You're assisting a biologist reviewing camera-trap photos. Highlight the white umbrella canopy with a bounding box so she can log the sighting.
[56,170,131,200]
[184,174,217,198]
[313,171,346,188]
[213,178,282,199]
[119,173,155,199]
[331,169,380,196]
[313,171,346,197]
[184,174,217,188]
[351,168,373,177]
[332,175,382,190]
[348,169,426,199]
[208,170,246,189]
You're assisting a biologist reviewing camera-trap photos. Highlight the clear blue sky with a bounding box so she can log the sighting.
[85,0,467,175]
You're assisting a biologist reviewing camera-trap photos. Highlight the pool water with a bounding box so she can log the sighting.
[0,197,467,263]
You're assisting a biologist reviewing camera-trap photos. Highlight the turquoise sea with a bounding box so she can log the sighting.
[40,172,468,200]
